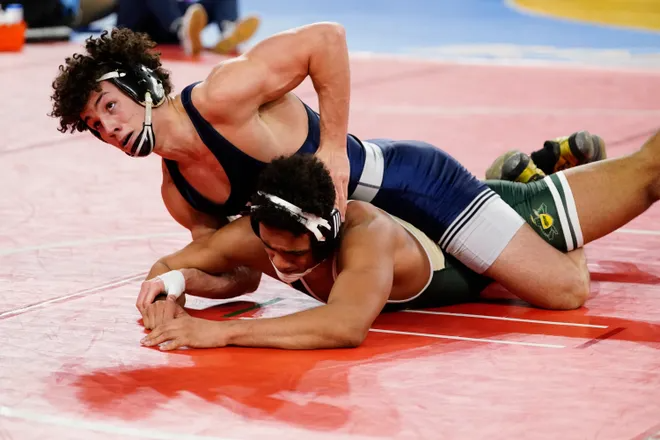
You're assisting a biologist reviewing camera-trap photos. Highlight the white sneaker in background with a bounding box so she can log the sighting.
[211,15,260,54]
[178,3,208,56]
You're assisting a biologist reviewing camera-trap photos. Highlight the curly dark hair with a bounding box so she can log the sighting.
[49,27,173,134]
[251,154,336,236]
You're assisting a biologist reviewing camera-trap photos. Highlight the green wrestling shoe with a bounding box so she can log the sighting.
[485,150,546,183]
[534,130,607,174]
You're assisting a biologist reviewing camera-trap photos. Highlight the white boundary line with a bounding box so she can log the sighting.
[616,228,660,236]
[349,105,660,117]
[0,406,235,440]
[368,328,565,348]
[348,50,660,72]
[0,232,186,257]
[237,316,565,348]
[402,309,608,328]
[0,405,376,440]
[0,274,146,319]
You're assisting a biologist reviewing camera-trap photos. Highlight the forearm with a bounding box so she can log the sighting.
[146,259,172,280]
[144,245,260,303]
[179,267,260,299]
[224,304,366,349]
[309,23,350,149]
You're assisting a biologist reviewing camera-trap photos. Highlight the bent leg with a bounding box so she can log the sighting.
[483,129,658,242]
[483,178,591,309]
[482,131,660,309]
[515,130,660,246]
[484,224,590,310]
[561,133,660,244]
[485,178,579,251]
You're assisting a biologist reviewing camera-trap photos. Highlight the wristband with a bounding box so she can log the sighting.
[155,270,186,299]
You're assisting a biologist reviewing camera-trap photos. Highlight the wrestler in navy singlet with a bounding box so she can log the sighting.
[288,174,584,312]
[164,82,365,218]
[166,82,525,274]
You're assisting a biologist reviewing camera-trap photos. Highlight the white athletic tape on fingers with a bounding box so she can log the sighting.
[156,270,186,299]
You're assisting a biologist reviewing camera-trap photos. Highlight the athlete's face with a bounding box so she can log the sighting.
[258,224,318,276]
[80,82,143,154]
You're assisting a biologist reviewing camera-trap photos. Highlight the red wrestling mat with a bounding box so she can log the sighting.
[1,43,660,440]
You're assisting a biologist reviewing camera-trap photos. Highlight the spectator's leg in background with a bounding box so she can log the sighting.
[117,0,207,55]
[173,1,209,55]
[74,0,117,27]
[200,0,260,54]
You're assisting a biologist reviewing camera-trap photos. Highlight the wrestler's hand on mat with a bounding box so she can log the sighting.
[142,296,186,330]
[136,277,168,315]
[316,144,349,219]
[140,315,226,351]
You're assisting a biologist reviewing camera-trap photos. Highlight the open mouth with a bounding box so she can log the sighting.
[122,132,133,148]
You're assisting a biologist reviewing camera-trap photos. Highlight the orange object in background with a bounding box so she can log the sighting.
[0,20,26,51]
[0,4,26,52]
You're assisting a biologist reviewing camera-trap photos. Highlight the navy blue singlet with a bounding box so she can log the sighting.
[166,81,499,253]
[164,82,366,218]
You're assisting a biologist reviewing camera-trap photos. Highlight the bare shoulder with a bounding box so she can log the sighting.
[338,202,398,271]
[193,57,262,122]
[208,216,270,267]
[201,58,244,98]
[343,201,393,233]
[192,24,339,122]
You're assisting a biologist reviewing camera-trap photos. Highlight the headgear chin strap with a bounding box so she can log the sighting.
[94,64,166,157]
[250,191,342,261]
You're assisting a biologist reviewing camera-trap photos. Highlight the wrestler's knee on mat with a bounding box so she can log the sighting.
[547,273,589,310]
[485,224,590,310]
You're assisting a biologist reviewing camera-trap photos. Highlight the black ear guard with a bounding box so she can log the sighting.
[93,63,166,157]
[99,63,166,107]
[250,192,342,261]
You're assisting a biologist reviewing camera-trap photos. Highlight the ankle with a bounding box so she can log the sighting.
[530,143,558,175]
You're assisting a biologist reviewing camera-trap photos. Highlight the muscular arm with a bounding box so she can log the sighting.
[151,216,265,282]
[147,266,261,300]
[147,165,261,298]
[183,267,262,299]
[136,217,266,325]
[220,211,396,349]
[202,22,350,152]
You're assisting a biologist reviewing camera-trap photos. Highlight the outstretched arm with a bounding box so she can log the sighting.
[136,216,265,314]
[174,267,262,299]
[149,165,263,300]
[142,211,397,350]
[223,219,394,349]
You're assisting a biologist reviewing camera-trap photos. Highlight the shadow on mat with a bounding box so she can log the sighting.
[588,260,660,285]
[57,261,660,435]
[63,300,446,436]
